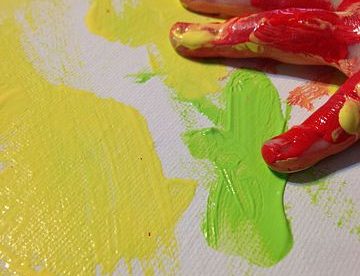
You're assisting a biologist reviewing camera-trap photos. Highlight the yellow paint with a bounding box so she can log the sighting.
[331,127,343,142]
[233,42,262,54]
[327,84,339,95]
[173,29,215,50]
[0,15,196,275]
[233,43,248,52]
[0,0,28,16]
[85,0,228,100]
[356,83,360,96]
[246,42,262,53]
[339,99,360,134]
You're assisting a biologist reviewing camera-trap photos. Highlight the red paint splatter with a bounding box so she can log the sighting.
[287,71,338,111]
[287,81,331,111]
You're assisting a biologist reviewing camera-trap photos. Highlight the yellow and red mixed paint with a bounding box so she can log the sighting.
[170,0,360,172]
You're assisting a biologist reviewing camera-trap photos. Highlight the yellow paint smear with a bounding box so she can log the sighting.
[173,30,215,50]
[339,99,360,135]
[85,0,227,100]
[0,16,196,275]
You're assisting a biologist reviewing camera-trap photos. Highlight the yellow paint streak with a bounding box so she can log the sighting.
[85,0,227,100]
[339,99,360,134]
[331,127,343,142]
[173,30,215,50]
[0,17,196,275]
[327,84,339,95]
[245,42,262,53]
[0,0,28,15]
[233,42,262,55]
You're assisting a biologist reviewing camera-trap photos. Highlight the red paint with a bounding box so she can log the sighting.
[170,1,360,172]
[287,71,336,111]
[170,9,360,74]
[251,0,333,11]
[262,71,360,172]
[287,81,330,111]
[338,0,360,11]
[180,0,357,16]
[180,0,260,17]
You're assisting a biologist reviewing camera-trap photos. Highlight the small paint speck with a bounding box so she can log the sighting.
[127,71,156,84]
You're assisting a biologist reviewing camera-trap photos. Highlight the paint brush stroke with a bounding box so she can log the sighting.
[287,71,344,111]
[184,70,293,267]
[0,15,196,275]
[85,0,293,266]
[85,0,228,100]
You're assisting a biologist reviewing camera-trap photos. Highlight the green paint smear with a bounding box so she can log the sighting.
[184,69,293,267]
[127,71,156,84]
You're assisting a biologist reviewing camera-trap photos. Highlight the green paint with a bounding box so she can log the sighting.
[300,173,359,238]
[305,180,330,205]
[128,71,156,84]
[184,69,293,267]
[351,225,360,239]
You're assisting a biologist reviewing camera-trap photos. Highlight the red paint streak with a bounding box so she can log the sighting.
[262,71,360,172]
[287,72,336,111]
[251,0,333,11]
[170,9,360,73]
[287,81,330,111]
[180,0,260,17]
[252,9,350,63]
[338,0,360,11]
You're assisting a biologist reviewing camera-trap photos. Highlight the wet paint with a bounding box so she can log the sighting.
[0,16,196,275]
[339,99,360,134]
[85,0,294,266]
[86,0,228,100]
[172,29,216,50]
[184,69,293,267]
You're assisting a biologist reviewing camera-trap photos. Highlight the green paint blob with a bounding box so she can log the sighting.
[128,71,156,84]
[184,69,293,267]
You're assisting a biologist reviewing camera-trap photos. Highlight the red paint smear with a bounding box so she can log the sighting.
[251,0,333,11]
[172,8,360,71]
[262,71,360,172]
[287,71,338,111]
[287,81,331,111]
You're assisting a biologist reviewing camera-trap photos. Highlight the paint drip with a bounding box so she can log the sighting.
[184,69,293,267]
[0,13,196,275]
